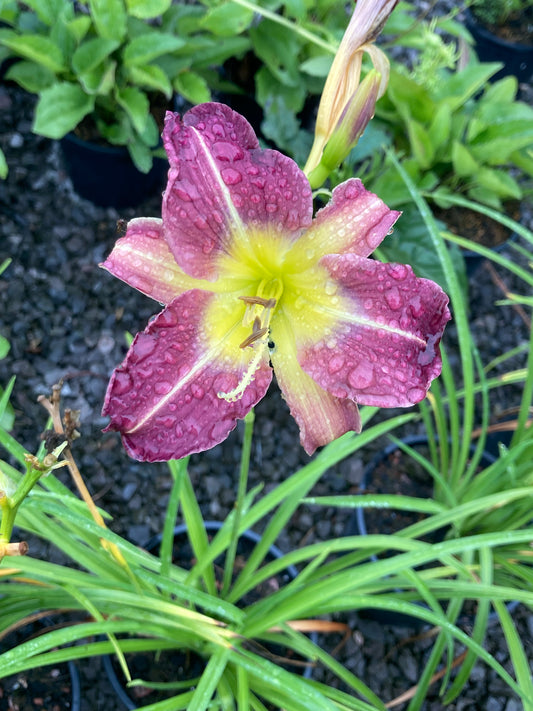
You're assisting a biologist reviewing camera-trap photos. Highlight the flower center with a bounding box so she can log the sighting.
[217,279,282,403]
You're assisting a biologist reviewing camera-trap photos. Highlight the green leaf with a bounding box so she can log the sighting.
[433,63,502,111]
[473,167,522,200]
[0,33,65,73]
[407,119,434,170]
[200,4,254,36]
[19,0,68,27]
[255,66,305,113]
[5,60,55,92]
[115,86,149,135]
[0,149,7,180]
[88,0,127,41]
[249,21,300,88]
[299,54,332,78]
[127,64,172,97]
[451,140,479,177]
[66,16,92,43]
[469,121,533,164]
[78,60,116,95]
[427,103,451,154]
[283,0,306,20]
[0,335,9,359]
[72,38,120,74]
[123,32,185,65]
[33,83,94,139]
[125,0,172,19]
[127,137,153,173]
[174,71,211,104]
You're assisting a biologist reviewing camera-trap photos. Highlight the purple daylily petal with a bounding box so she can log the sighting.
[270,317,361,455]
[101,218,200,305]
[298,254,450,407]
[297,179,401,259]
[103,290,272,461]
[162,103,313,280]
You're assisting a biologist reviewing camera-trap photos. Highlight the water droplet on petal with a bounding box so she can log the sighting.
[385,287,402,310]
[221,167,242,185]
[154,381,172,395]
[348,363,374,390]
[328,355,344,373]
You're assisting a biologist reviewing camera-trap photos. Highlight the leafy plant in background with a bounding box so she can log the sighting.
[0,0,248,172]
[470,0,533,27]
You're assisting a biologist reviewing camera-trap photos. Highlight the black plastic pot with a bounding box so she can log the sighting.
[59,133,167,209]
[465,9,533,85]
[103,521,316,709]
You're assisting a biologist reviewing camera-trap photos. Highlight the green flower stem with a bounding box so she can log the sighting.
[0,460,44,555]
[161,457,189,580]
[221,408,255,597]
[229,0,337,54]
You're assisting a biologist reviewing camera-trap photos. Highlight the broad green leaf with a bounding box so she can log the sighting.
[255,66,305,113]
[88,0,127,41]
[33,83,94,139]
[0,33,65,72]
[128,135,153,173]
[123,32,184,65]
[66,16,92,43]
[5,60,55,92]
[299,54,332,77]
[407,119,434,170]
[125,0,172,19]
[469,121,533,164]
[0,150,7,180]
[481,75,518,106]
[427,103,451,153]
[385,70,434,124]
[200,4,254,36]
[49,4,76,63]
[250,21,300,87]
[174,71,211,104]
[127,64,172,97]
[283,0,306,19]
[188,37,250,70]
[260,95,312,165]
[78,60,116,95]
[116,86,149,135]
[451,140,479,177]
[433,62,502,110]
[474,167,522,200]
[72,38,120,74]
[18,0,67,27]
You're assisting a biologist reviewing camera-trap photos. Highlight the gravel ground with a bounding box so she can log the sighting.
[1,26,532,711]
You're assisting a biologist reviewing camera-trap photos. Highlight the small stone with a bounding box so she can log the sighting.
[505,699,523,711]
[121,482,138,501]
[9,132,23,148]
[127,524,151,545]
[97,332,115,355]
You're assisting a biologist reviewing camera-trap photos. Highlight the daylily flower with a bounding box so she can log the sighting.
[304,0,398,187]
[102,103,450,462]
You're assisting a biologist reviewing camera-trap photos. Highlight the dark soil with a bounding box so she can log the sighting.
[1,44,532,711]
[433,203,520,249]
[0,625,79,711]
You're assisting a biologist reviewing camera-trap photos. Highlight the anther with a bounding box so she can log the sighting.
[239,296,277,309]
[240,327,268,349]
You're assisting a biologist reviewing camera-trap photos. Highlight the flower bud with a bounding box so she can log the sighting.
[304,0,397,187]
